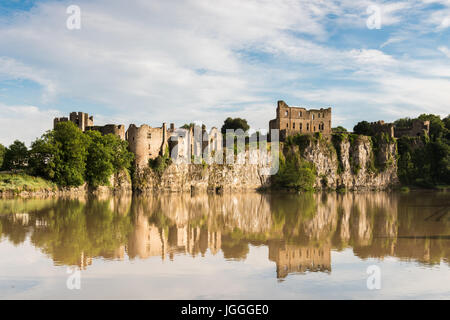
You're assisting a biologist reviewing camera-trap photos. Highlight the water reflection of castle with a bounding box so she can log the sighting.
[127,222,222,260]
[269,242,331,278]
[0,191,448,278]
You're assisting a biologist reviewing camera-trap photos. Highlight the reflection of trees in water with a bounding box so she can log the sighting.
[0,196,133,267]
[0,191,448,271]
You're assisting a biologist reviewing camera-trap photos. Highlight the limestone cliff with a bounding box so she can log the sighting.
[302,134,399,190]
[133,134,399,193]
[134,160,271,193]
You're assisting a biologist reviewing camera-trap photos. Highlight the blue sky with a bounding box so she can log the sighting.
[0,0,449,145]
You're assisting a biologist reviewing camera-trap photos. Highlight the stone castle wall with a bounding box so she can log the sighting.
[269,100,332,140]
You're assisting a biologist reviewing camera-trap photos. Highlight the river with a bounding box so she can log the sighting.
[0,191,448,299]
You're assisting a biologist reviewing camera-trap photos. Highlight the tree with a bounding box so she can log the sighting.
[28,132,57,180]
[51,122,89,186]
[84,131,115,187]
[2,140,28,171]
[221,117,250,134]
[332,126,348,133]
[103,134,134,172]
[418,114,445,141]
[0,144,5,169]
[394,117,413,128]
[353,121,372,136]
[85,131,134,187]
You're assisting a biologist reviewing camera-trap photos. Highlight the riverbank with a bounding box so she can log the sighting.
[0,172,132,198]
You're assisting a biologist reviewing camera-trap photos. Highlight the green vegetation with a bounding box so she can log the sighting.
[353,120,373,136]
[1,122,134,190]
[221,117,250,134]
[2,140,28,171]
[332,126,348,133]
[0,173,56,193]
[149,146,171,175]
[0,144,6,169]
[273,148,316,191]
[397,114,449,187]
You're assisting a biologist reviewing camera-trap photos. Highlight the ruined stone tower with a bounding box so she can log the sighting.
[269,100,332,140]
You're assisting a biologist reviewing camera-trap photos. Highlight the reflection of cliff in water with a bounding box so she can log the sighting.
[0,191,448,277]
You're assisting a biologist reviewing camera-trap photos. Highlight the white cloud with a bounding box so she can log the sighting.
[0,103,59,146]
[438,46,450,58]
[0,0,448,142]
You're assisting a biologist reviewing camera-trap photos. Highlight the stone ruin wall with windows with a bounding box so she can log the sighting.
[269,100,332,141]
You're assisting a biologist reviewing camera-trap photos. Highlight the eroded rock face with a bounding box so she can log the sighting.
[303,136,399,191]
[134,136,399,192]
[134,161,272,193]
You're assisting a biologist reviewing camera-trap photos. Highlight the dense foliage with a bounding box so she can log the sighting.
[397,114,450,187]
[0,144,5,169]
[1,140,29,171]
[273,135,317,191]
[2,122,134,187]
[353,120,373,136]
[221,117,250,134]
[332,126,348,133]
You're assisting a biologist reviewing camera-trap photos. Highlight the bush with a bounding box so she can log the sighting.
[149,147,171,175]
[273,151,316,191]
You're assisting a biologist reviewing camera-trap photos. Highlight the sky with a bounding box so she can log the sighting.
[0,0,449,146]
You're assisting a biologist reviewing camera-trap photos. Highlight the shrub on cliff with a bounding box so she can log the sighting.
[273,151,316,191]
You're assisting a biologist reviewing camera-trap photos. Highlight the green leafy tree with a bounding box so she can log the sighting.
[353,121,372,136]
[103,134,134,172]
[28,132,57,180]
[52,122,89,186]
[332,126,348,133]
[417,114,446,141]
[221,117,250,134]
[394,117,414,128]
[0,144,5,169]
[2,140,28,171]
[85,130,115,187]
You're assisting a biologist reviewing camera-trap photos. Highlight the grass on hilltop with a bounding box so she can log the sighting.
[0,172,57,193]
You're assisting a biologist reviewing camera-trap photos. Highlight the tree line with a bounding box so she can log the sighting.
[0,122,134,187]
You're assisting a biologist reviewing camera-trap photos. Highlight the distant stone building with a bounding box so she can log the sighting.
[394,119,430,138]
[54,111,125,140]
[269,100,332,140]
[365,119,430,138]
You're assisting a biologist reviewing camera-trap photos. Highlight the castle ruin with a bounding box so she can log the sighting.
[365,120,430,138]
[54,112,125,140]
[269,100,332,140]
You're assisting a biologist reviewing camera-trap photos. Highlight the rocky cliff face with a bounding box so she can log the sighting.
[302,135,399,190]
[134,159,272,193]
[134,135,399,193]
